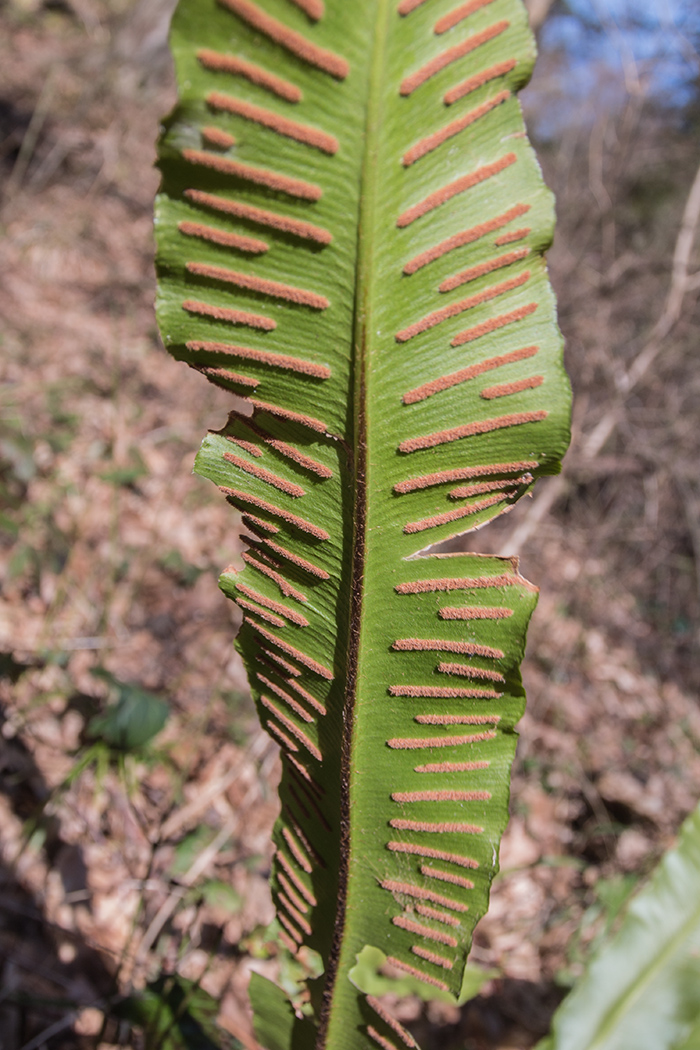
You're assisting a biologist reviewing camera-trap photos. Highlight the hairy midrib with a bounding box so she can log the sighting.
[315,3,390,1046]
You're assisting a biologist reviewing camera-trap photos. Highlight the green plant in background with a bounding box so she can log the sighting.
[155,0,570,1047]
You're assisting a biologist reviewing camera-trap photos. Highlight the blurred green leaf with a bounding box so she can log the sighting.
[349,945,496,1007]
[88,668,169,751]
[200,879,242,914]
[113,975,241,1050]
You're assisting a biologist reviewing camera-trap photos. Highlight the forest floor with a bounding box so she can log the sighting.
[1,2,699,1048]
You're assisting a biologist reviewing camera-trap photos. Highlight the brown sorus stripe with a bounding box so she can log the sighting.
[251,398,328,434]
[186,262,329,310]
[263,538,329,580]
[435,0,496,33]
[438,662,505,682]
[391,790,491,803]
[404,346,538,404]
[286,753,320,792]
[226,437,263,458]
[452,302,537,346]
[258,675,314,721]
[283,676,326,716]
[399,410,548,453]
[385,956,449,992]
[415,714,500,725]
[197,48,302,102]
[495,226,531,245]
[268,720,299,752]
[387,841,479,870]
[282,826,313,873]
[403,494,509,534]
[184,189,332,244]
[286,813,325,869]
[392,914,458,947]
[396,271,530,343]
[481,375,543,399]
[260,648,302,676]
[278,891,312,934]
[278,872,309,913]
[367,1026,395,1050]
[393,638,504,659]
[276,850,317,904]
[445,58,517,104]
[412,946,454,970]
[279,930,301,954]
[440,247,529,293]
[235,596,285,627]
[416,904,460,927]
[397,153,516,228]
[183,299,276,331]
[440,605,513,620]
[242,513,276,531]
[278,911,303,942]
[207,92,338,154]
[421,865,475,888]
[403,91,510,166]
[260,695,322,759]
[389,685,498,699]
[191,364,259,389]
[188,339,329,379]
[403,201,529,273]
[267,439,332,479]
[242,551,307,602]
[288,0,324,20]
[380,879,468,913]
[416,761,490,773]
[220,485,330,539]
[397,0,429,13]
[449,477,528,498]
[224,451,305,497]
[182,148,321,200]
[247,618,334,680]
[201,125,236,149]
[366,996,418,1049]
[239,585,308,626]
[218,0,349,79]
[395,574,520,593]
[394,458,538,492]
[387,732,497,749]
[400,21,510,95]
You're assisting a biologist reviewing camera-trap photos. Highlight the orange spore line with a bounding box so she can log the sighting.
[414,714,500,725]
[391,789,491,802]
[451,302,538,346]
[439,248,529,293]
[279,930,301,954]
[277,874,309,916]
[444,58,517,104]
[366,996,418,1048]
[277,911,303,943]
[449,477,529,499]
[384,956,450,991]
[397,153,516,227]
[366,1026,396,1050]
[390,818,483,836]
[392,914,458,947]
[394,459,538,492]
[183,299,276,331]
[207,92,338,154]
[182,148,322,200]
[416,904,460,927]
[495,226,531,245]
[277,891,312,934]
[421,865,475,888]
[180,215,270,252]
[380,878,469,913]
[219,485,330,539]
[392,638,505,659]
[242,551,307,602]
[184,189,332,244]
[397,0,429,13]
[247,619,333,680]
[481,375,544,399]
[287,0,325,19]
[387,842,479,870]
[282,826,313,873]
[438,662,505,682]
[395,271,531,343]
[251,398,328,434]
[403,346,539,405]
[196,48,302,102]
[257,674,314,721]
[386,732,497,749]
[402,91,510,166]
[283,677,326,716]
[218,0,349,79]
[235,595,286,627]
[223,451,306,498]
[415,760,490,774]
[403,493,508,534]
[395,574,519,592]
[267,439,333,479]
[439,605,513,620]
[190,363,259,389]
[201,125,236,149]
[268,719,299,752]
[398,410,548,453]
[403,202,530,274]
[238,584,309,626]
[259,647,302,676]
[263,538,330,580]
[400,21,510,96]
[411,945,454,970]
[186,261,330,311]
[435,0,497,34]
[389,685,498,698]
[241,512,277,531]
[276,849,317,904]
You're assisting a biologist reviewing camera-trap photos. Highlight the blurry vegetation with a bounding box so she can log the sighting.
[0,0,699,1047]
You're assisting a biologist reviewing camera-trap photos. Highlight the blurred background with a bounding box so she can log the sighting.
[0,0,699,1046]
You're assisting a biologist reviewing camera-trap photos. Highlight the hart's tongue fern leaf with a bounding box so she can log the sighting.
[155,1,570,1045]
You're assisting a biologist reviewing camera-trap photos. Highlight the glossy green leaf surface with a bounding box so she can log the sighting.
[155,1,570,1047]
[539,801,700,1050]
